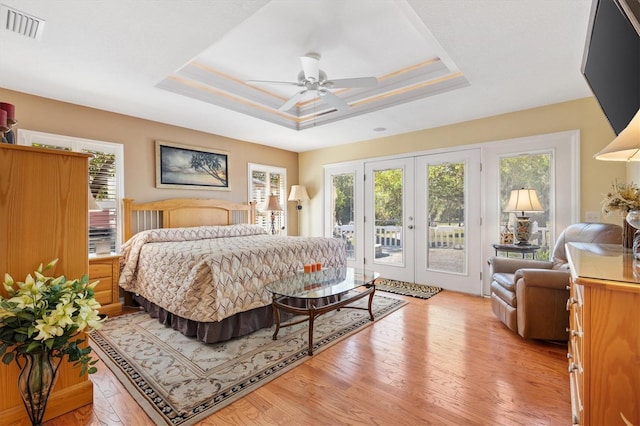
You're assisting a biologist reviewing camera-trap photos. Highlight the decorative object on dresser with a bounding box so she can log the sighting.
[625,209,640,259]
[0,102,16,144]
[566,242,639,426]
[119,197,346,344]
[503,188,544,245]
[601,180,640,248]
[0,260,104,426]
[487,222,622,341]
[0,144,94,424]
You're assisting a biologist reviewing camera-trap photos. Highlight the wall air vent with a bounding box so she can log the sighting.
[1,4,45,40]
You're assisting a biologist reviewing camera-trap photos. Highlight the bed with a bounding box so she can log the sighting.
[118,198,346,343]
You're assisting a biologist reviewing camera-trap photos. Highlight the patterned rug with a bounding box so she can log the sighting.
[89,293,406,426]
[375,278,443,300]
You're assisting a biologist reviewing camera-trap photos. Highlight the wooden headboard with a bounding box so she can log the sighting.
[122,198,256,242]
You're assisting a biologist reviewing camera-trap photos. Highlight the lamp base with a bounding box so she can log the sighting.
[513,216,532,246]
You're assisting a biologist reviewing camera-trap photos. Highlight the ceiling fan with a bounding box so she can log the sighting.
[247,53,378,112]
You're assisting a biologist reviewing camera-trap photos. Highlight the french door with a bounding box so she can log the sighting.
[364,158,415,282]
[363,150,481,294]
[415,150,482,294]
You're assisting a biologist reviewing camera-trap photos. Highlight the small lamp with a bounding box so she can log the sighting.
[504,188,544,245]
[88,189,102,212]
[288,185,310,210]
[265,194,283,235]
[288,185,310,235]
[594,109,640,161]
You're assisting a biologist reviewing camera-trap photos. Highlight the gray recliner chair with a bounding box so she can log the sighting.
[488,222,622,341]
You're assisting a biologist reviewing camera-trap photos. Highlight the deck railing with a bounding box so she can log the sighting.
[334,223,550,252]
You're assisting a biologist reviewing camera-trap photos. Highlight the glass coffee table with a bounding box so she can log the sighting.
[265,267,379,355]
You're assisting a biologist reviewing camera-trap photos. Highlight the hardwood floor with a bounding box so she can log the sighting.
[44,291,570,426]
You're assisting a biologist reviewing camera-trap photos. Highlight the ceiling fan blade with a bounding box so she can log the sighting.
[319,90,348,111]
[278,90,307,112]
[246,80,300,86]
[325,76,378,89]
[300,54,320,82]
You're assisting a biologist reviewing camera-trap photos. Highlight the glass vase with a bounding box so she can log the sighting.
[17,351,59,426]
[626,210,640,250]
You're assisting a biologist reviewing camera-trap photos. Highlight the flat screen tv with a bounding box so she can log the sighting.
[582,0,640,135]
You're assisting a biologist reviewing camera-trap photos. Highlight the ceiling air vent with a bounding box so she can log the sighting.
[1,4,45,40]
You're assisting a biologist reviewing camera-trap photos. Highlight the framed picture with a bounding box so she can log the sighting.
[155,140,229,190]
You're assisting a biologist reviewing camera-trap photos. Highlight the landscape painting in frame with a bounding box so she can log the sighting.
[156,141,229,190]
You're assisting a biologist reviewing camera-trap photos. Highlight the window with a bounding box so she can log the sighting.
[248,163,287,235]
[499,152,552,259]
[18,130,125,253]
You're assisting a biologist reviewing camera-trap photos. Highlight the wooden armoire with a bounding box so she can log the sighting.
[0,144,94,424]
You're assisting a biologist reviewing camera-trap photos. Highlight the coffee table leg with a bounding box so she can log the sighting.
[272,301,281,340]
[367,287,375,321]
[308,305,316,355]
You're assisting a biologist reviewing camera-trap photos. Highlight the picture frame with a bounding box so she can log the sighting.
[155,140,229,190]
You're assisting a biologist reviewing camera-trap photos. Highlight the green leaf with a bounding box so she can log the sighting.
[2,352,14,365]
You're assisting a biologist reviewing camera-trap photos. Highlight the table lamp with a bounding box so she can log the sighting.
[504,188,544,245]
[265,194,283,235]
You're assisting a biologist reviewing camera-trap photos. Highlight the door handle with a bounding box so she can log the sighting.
[408,225,414,230]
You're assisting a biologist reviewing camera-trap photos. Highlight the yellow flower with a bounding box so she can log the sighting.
[0,259,103,376]
[0,307,15,320]
[51,302,77,328]
[33,318,65,341]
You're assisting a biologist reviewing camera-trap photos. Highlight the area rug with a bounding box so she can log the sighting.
[375,278,442,300]
[89,293,406,426]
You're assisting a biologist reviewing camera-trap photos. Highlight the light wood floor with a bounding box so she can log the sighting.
[44,291,570,425]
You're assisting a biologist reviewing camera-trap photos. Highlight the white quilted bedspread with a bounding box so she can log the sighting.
[119,224,346,322]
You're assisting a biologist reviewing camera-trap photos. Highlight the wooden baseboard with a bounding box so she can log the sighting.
[0,380,93,425]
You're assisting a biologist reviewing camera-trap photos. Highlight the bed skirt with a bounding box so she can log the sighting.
[133,294,274,343]
[132,293,338,344]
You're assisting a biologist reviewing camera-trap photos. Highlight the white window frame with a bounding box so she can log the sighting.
[247,163,287,235]
[18,129,125,251]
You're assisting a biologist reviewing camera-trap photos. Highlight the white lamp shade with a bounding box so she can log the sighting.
[504,188,544,214]
[88,189,102,212]
[594,109,640,161]
[288,185,310,201]
[265,194,283,211]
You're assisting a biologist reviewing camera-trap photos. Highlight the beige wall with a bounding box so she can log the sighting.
[3,87,627,238]
[0,88,301,233]
[299,97,626,236]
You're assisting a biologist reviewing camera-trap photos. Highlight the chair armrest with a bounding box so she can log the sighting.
[488,256,553,274]
[515,268,570,290]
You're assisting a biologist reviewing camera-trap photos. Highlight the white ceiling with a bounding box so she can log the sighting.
[0,0,595,152]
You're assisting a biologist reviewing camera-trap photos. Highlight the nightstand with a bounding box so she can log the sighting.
[89,253,122,316]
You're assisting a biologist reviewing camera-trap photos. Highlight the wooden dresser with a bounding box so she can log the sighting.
[566,243,639,426]
[0,145,94,425]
